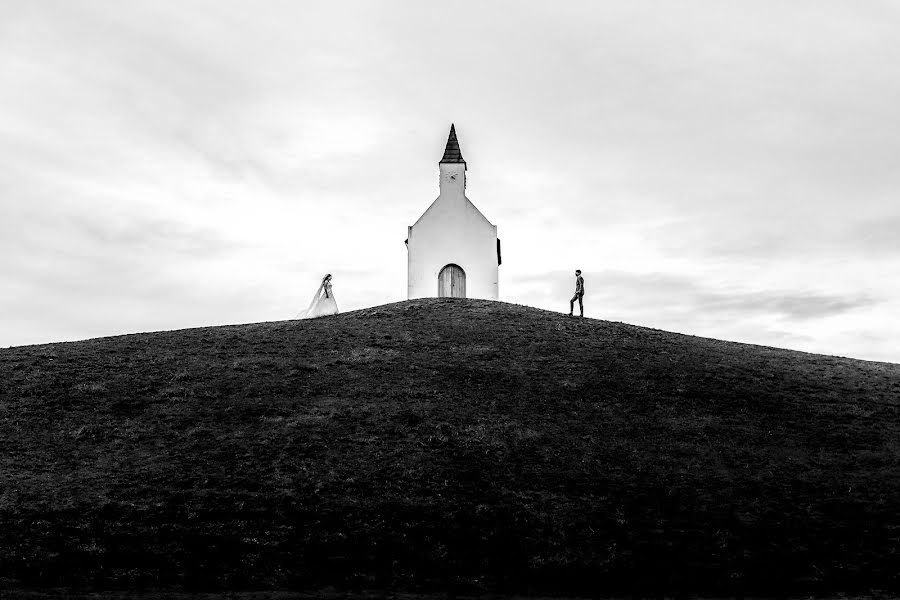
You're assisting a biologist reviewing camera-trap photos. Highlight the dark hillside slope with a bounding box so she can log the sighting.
[1,299,899,595]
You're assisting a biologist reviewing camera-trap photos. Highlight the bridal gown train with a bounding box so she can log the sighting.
[301,279,339,319]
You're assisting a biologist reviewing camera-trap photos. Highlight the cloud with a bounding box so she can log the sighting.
[645,213,900,264]
[512,269,877,321]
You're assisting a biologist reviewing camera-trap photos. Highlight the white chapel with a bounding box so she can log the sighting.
[406,125,501,300]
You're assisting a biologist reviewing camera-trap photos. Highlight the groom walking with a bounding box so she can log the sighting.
[569,269,584,317]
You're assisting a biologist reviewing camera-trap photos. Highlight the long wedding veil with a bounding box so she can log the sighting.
[297,280,326,319]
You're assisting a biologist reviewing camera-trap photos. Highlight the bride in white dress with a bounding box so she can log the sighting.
[300,273,339,318]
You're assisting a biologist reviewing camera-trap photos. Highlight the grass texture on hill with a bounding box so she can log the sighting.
[1,299,899,596]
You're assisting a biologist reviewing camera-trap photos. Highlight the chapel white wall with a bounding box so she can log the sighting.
[407,164,498,300]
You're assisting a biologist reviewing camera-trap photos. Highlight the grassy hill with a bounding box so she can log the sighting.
[1,298,899,597]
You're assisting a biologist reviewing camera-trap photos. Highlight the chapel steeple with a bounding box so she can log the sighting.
[440,123,466,167]
[439,123,466,195]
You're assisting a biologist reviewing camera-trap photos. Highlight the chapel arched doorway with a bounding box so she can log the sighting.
[438,264,466,298]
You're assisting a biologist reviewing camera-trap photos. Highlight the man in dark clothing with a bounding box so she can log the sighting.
[569,269,584,317]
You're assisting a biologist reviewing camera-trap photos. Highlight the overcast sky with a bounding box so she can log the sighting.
[2,1,898,363]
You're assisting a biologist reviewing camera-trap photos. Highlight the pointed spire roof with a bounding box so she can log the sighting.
[439,123,466,166]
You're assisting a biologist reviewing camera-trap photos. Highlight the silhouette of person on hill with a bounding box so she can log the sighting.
[300,274,339,319]
[569,269,584,317]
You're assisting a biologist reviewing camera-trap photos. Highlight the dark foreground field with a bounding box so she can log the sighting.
[1,299,899,597]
